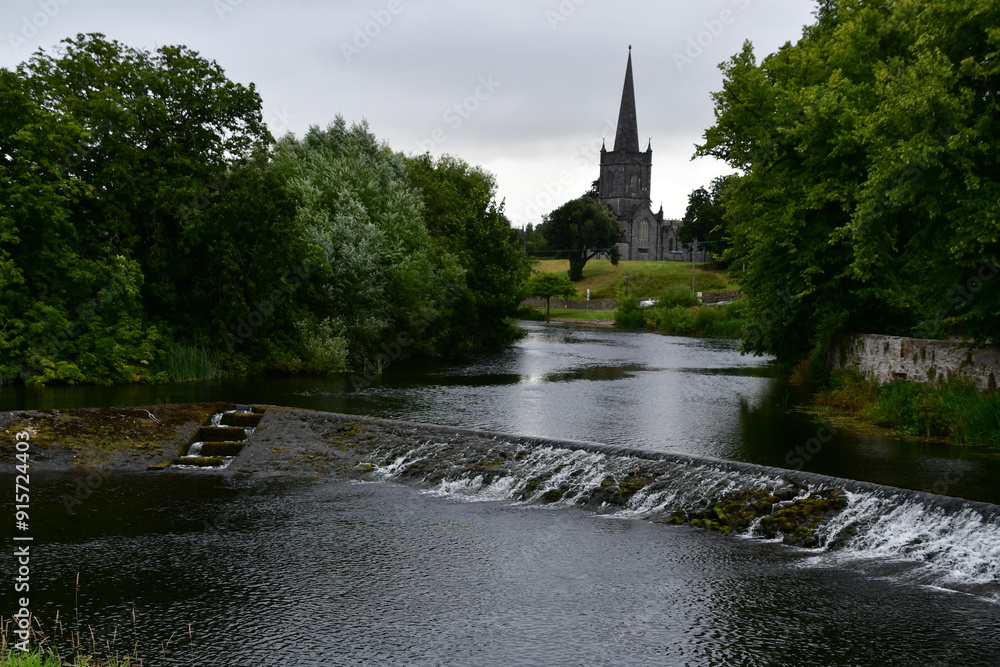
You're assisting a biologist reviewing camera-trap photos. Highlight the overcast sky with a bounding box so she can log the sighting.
[2,0,818,227]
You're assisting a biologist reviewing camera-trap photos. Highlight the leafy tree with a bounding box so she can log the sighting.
[698,0,1000,364]
[525,273,577,318]
[679,174,736,263]
[522,222,551,257]
[271,120,464,370]
[542,196,621,281]
[405,153,529,350]
[16,34,273,323]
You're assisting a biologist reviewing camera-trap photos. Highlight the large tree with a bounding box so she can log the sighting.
[698,0,1000,363]
[405,153,530,350]
[542,196,621,281]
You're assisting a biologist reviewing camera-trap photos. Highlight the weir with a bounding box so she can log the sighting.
[272,413,1000,602]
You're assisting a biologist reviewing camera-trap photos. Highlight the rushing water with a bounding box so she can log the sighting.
[3,322,1000,664]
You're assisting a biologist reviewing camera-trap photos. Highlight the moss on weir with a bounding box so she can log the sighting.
[0,403,230,467]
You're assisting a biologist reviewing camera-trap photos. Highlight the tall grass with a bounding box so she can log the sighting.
[1,606,145,667]
[818,370,1000,445]
[161,345,222,382]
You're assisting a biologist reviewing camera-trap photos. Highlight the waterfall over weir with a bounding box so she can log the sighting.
[354,428,1000,602]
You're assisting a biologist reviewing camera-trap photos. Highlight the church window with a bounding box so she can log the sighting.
[629,174,639,194]
[668,237,675,252]
[638,220,649,244]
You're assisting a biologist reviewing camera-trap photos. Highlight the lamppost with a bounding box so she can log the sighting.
[625,272,630,297]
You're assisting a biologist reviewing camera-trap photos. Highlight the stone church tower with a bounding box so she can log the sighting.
[599,48,686,261]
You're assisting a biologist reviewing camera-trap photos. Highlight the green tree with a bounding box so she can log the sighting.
[679,174,735,264]
[542,196,621,281]
[271,120,464,371]
[525,273,577,318]
[698,0,1000,364]
[522,221,551,257]
[405,153,530,350]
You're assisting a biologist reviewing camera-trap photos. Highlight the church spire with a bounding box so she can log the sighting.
[613,46,640,153]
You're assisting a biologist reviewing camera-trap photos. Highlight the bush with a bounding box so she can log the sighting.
[657,284,700,309]
[614,297,647,329]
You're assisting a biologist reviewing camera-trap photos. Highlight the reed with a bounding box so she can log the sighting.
[161,345,222,382]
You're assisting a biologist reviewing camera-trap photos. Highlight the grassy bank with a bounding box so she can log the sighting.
[531,259,733,300]
[546,308,617,321]
[815,370,1000,446]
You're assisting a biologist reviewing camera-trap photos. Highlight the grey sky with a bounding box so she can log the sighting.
[1,0,818,227]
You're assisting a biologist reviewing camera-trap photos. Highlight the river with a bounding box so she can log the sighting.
[2,322,999,665]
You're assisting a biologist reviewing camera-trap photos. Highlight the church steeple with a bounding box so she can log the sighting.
[613,46,640,153]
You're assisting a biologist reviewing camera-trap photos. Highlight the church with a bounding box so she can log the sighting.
[598,48,707,262]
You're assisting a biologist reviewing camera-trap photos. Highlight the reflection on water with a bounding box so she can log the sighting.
[2,321,999,503]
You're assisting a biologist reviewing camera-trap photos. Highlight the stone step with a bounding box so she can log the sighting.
[220,412,261,428]
[198,441,245,457]
[172,456,225,467]
[193,426,250,442]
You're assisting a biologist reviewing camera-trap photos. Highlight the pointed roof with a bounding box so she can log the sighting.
[613,47,640,153]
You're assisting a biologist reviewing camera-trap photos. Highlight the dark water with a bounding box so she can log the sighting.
[10,474,1000,666]
[3,322,1000,664]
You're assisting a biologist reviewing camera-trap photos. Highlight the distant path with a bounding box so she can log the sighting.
[546,318,615,326]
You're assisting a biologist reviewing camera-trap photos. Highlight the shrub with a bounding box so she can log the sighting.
[656,284,700,309]
[614,297,647,329]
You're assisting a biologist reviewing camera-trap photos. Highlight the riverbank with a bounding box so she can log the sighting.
[808,370,1000,448]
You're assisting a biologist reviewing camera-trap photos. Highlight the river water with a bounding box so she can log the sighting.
[3,322,1000,665]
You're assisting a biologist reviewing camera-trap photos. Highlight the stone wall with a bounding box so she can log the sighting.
[522,298,618,310]
[700,290,741,305]
[828,334,1000,392]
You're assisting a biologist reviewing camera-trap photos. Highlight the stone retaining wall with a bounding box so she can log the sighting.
[828,334,1000,392]
[700,290,741,305]
[522,298,618,310]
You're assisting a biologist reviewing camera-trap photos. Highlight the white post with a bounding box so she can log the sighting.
[586,288,590,302]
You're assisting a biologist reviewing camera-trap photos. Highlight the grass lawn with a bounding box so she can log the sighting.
[531,259,734,300]
[545,308,617,320]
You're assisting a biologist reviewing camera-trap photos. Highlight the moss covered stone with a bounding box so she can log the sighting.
[220,412,262,428]
[193,426,248,442]
[660,486,849,548]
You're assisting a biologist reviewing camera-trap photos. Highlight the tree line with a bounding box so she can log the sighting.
[0,34,528,386]
[697,0,999,366]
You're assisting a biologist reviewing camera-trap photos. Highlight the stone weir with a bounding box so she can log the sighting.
[2,403,999,600]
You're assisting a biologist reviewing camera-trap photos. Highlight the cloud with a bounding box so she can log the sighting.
[0,0,817,226]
